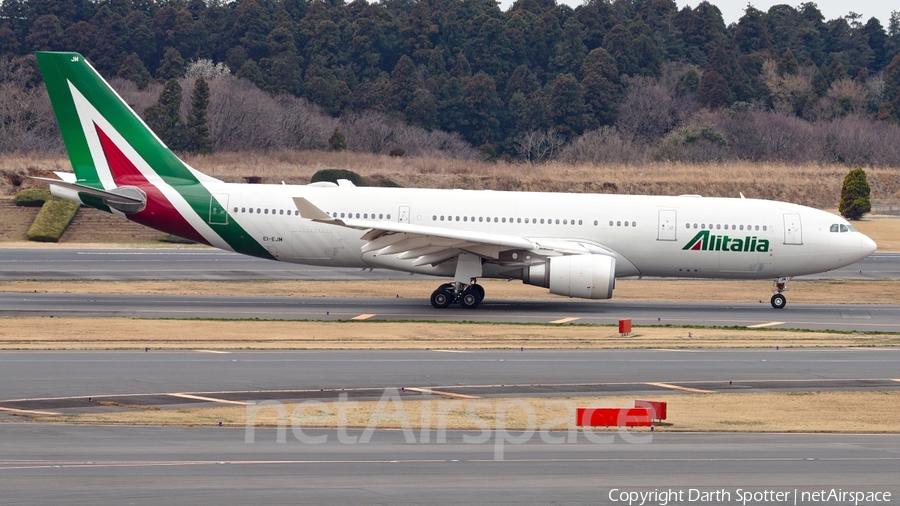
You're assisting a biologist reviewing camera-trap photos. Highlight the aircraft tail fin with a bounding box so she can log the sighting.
[35,51,216,190]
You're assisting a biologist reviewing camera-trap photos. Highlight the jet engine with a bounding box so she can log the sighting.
[521,254,616,299]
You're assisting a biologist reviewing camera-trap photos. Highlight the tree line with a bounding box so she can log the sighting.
[2,0,900,164]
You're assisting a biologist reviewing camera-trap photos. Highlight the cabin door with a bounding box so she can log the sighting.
[657,210,677,241]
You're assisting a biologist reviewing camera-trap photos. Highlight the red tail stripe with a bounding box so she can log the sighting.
[95,124,210,245]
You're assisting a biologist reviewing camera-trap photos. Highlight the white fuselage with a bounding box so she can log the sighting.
[196,183,876,281]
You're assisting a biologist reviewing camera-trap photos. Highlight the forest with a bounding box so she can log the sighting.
[2,0,900,165]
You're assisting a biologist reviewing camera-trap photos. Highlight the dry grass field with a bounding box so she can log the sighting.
[4,151,900,210]
[1,316,896,350]
[29,392,900,434]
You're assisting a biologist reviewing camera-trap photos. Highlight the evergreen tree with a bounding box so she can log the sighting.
[328,127,347,151]
[839,168,871,220]
[23,14,63,52]
[697,69,731,108]
[144,78,188,152]
[157,47,186,80]
[462,71,501,146]
[777,48,799,76]
[0,24,21,55]
[581,48,620,128]
[187,77,212,154]
[117,52,151,90]
[547,73,586,139]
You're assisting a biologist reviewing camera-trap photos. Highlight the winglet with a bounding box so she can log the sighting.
[293,197,336,221]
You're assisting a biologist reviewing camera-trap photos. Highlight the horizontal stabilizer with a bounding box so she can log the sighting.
[32,176,146,213]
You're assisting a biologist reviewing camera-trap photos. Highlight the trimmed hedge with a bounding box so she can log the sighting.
[27,197,80,242]
[310,168,365,186]
[310,169,403,188]
[14,188,51,207]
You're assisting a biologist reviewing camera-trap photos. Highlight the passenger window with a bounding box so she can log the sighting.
[387,214,391,219]
[617,221,621,226]
[502,218,506,223]
[624,221,629,227]
[494,217,498,223]
[632,221,636,227]
[517,218,521,223]
[524,218,529,223]
[264,209,269,214]
[241,207,246,213]
[295,210,299,216]
[762,226,767,231]
[578,220,583,225]
[563,219,568,225]
[609,221,613,226]
[257,208,261,214]
[379,214,383,219]
[701,224,705,229]
[479,217,483,222]
[685,223,690,229]
[693,223,698,229]
[279,209,283,215]
[594,220,598,226]
[555,219,559,224]
[739,225,743,230]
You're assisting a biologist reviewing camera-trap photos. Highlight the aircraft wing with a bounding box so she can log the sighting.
[293,197,613,266]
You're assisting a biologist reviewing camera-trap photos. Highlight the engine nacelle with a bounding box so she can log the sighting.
[522,255,616,299]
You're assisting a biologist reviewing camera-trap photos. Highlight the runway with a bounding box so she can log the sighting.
[0,248,897,281]
[1,349,898,413]
[3,291,899,331]
[1,424,898,506]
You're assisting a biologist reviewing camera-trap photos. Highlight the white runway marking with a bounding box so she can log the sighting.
[645,382,715,394]
[351,314,376,320]
[404,387,481,399]
[746,321,785,328]
[0,406,60,416]
[550,317,580,324]
[195,350,230,354]
[169,393,248,406]
[431,349,472,353]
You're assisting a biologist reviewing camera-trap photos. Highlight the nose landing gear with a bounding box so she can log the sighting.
[770,277,789,309]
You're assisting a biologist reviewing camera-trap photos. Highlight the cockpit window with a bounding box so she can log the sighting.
[846,224,857,232]
[830,224,839,232]
[840,224,849,232]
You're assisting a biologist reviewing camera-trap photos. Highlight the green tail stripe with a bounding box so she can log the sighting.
[36,52,199,187]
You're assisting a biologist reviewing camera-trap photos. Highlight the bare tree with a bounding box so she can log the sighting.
[559,126,647,164]
[514,130,566,163]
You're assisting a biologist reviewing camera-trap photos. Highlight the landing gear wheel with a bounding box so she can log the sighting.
[459,288,481,309]
[770,293,787,309]
[430,283,454,309]
[470,284,485,302]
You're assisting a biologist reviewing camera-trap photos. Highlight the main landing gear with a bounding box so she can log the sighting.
[430,282,485,309]
[770,277,789,309]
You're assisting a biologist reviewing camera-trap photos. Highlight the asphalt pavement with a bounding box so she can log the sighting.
[0,248,897,280]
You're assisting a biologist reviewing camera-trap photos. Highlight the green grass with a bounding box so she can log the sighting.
[14,188,51,207]
[27,197,80,242]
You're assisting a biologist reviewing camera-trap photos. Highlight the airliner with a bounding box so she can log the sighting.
[33,52,876,309]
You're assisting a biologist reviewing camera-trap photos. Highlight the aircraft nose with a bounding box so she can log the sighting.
[860,233,877,258]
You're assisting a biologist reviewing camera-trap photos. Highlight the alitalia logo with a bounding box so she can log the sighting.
[682,230,770,252]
